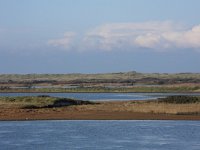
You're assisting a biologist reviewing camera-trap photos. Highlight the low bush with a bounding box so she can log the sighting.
[157,96,200,104]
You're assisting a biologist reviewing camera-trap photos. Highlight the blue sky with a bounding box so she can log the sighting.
[0,0,200,73]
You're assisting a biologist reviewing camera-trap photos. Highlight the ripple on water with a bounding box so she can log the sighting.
[0,120,200,150]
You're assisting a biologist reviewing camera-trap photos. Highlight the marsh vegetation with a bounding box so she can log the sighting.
[0,72,199,93]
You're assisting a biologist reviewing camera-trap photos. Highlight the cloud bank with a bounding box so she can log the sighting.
[48,21,200,52]
[48,32,76,49]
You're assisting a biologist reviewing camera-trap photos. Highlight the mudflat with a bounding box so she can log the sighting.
[1,100,200,121]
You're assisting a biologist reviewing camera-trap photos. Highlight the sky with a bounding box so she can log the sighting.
[0,0,200,74]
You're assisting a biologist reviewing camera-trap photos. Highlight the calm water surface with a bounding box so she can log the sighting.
[0,120,200,150]
[0,92,200,101]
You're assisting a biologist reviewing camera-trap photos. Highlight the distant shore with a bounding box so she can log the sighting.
[1,72,200,93]
[1,91,200,93]
[0,86,200,93]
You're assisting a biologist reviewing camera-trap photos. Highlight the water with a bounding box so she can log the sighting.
[0,92,200,101]
[0,120,200,150]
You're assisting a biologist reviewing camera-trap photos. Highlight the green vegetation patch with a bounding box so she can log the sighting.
[0,96,94,109]
[1,85,200,93]
[157,96,200,104]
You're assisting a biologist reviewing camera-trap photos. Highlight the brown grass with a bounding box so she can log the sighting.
[68,101,200,115]
[1,96,200,120]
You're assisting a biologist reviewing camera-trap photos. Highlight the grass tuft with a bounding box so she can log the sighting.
[157,96,200,104]
[0,96,95,109]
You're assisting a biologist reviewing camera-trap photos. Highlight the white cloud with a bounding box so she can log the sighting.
[163,25,200,49]
[48,22,200,52]
[83,21,182,51]
[48,32,76,49]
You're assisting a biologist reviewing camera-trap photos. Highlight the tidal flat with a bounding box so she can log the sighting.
[0,95,200,120]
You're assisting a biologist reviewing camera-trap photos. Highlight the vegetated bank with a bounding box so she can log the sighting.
[0,95,200,120]
[0,72,200,93]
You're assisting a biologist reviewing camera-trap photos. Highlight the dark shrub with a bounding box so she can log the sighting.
[22,105,39,109]
[45,98,94,108]
[37,95,50,97]
[157,96,200,104]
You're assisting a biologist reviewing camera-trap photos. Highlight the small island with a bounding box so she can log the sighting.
[0,95,200,120]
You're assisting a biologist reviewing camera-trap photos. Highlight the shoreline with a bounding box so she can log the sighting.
[1,101,200,121]
[1,91,200,93]
[1,110,200,121]
[1,96,200,121]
